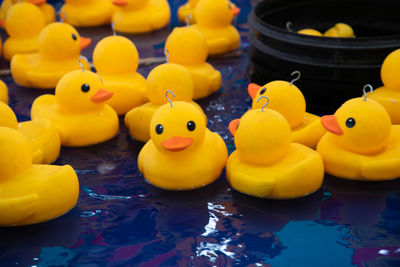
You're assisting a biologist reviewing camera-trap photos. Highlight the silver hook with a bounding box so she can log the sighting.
[290,71,301,85]
[78,56,89,72]
[111,22,116,36]
[185,14,192,27]
[58,9,66,22]
[256,96,270,112]
[164,48,169,63]
[286,21,294,32]
[363,84,373,101]
[165,90,175,107]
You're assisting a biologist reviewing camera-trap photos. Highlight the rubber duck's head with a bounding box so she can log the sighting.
[0,127,32,180]
[248,80,306,129]
[64,0,94,4]
[112,0,148,9]
[381,49,400,91]
[321,97,391,155]
[93,36,139,75]
[4,3,45,38]
[146,63,194,105]
[324,23,355,38]
[195,0,240,27]
[11,0,48,4]
[38,22,91,60]
[150,100,206,153]
[0,102,18,129]
[229,98,292,165]
[56,69,113,113]
[165,27,207,66]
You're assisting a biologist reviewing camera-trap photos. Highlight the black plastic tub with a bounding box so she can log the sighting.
[247,0,400,114]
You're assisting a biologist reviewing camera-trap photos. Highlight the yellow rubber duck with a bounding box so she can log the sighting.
[60,0,114,27]
[0,80,8,104]
[93,35,148,115]
[138,98,228,190]
[125,63,206,142]
[298,29,323,36]
[165,27,221,99]
[324,23,355,38]
[0,0,54,27]
[3,3,45,61]
[190,0,240,55]
[317,90,400,181]
[0,102,60,164]
[112,0,170,34]
[10,22,91,89]
[31,68,119,147]
[0,127,79,226]
[368,49,400,124]
[227,97,324,199]
[247,72,326,148]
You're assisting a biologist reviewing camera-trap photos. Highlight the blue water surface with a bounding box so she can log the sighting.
[1,0,400,266]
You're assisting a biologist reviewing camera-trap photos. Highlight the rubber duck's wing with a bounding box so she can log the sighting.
[207,38,231,54]
[230,172,275,197]
[0,194,39,225]
[27,70,63,89]
[361,158,400,180]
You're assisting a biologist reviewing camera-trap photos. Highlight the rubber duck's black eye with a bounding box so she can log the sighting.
[187,121,196,131]
[72,33,77,41]
[259,87,266,95]
[346,117,356,128]
[155,124,163,134]
[81,83,90,93]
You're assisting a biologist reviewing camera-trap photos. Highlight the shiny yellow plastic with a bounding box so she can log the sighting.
[3,3,45,61]
[177,0,238,24]
[250,80,326,148]
[138,101,227,190]
[0,0,54,26]
[0,102,61,164]
[297,29,322,36]
[165,27,221,99]
[112,0,170,34]
[10,22,91,89]
[31,69,119,147]
[190,0,240,55]
[317,97,400,181]
[125,63,206,142]
[227,108,324,199]
[324,23,355,38]
[0,80,8,104]
[93,36,148,115]
[0,127,79,226]
[60,0,114,27]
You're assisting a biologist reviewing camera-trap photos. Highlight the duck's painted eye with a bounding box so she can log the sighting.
[187,121,196,131]
[72,33,77,41]
[155,124,163,134]
[346,117,356,128]
[259,87,266,95]
[81,83,90,93]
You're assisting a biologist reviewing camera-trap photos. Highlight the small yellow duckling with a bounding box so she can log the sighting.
[138,96,227,190]
[324,23,355,38]
[227,97,324,199]
[317,86,400,181]
[60,0,114,27]
[368,49,400,124]
[11,22,91,89]
[0,0,54,27]
[3,3,45,61]
[0,127,78,226]
[298,29,323,36]
[112,0,170,34]
[93,35,148,115]
[0,80,8,104]
[0,102,60,164]
[247,72,326,148]
[190,0,240,55]
[125,63,206,142]
[165,27,221,99]
[31,68,119,147]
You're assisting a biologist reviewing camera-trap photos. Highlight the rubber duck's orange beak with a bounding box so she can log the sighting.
[162,136,193,152]
[0,19,4,28]
[248,83,261,99]
[113,0,127,6]
[231,6,241,16]
[29,0,46,5]
[321,115,343,135]
[91,89,113,103]
[229,119,240,136]
[79,37,92,50]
